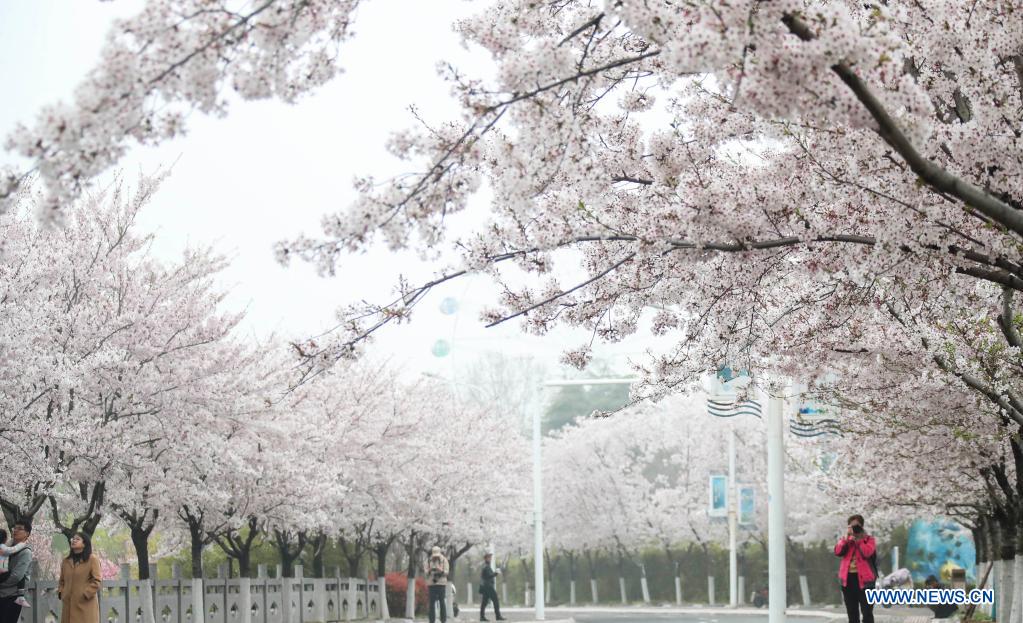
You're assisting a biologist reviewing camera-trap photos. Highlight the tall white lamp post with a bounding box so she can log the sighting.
[767,393,786,623]
[708,371,787,623]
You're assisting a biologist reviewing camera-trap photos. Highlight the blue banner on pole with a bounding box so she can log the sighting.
[709,474,727,517]
[739,486,755,525]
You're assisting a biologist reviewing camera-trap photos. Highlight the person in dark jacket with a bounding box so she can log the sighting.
[479,553,506,622]
[923,576,959,619]
[0,520,34,623]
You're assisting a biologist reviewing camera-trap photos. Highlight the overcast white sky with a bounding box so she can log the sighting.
[0,0,663,381]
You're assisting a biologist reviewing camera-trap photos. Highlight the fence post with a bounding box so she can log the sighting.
[172,563,182,623]
[295,565,305,623]
[339,569,350,623]
[28,562,40,623]
[258,564,268,623]
[640,564,651,604]
[348,574,359,621]
[219,563,229,623]
[279,564,291,623]
[121,564,131,623]
[799,574,811,606]
[313,570,327,623]
[364,573,371,620]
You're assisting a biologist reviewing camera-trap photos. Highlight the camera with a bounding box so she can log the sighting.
[852,524,863,534]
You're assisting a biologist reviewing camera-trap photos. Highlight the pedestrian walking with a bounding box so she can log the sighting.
[424,546,450,623]
[835,514,877,623]
[478,553,505,622]
[0,520,34,623]
[58,532,103,623]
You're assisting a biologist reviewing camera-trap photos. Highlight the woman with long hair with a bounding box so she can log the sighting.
[58,532,102,623]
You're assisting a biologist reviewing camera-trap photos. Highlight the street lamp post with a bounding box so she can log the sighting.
[532,384,546,620]
[728,425,738,607]
[767,393,787,623]
[708,371,787,621]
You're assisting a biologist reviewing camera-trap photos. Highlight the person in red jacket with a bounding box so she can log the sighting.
[835,514,877,623]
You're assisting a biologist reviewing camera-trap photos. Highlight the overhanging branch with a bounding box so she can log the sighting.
[782,12,1023,238]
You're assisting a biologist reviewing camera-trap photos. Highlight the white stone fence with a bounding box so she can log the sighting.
[19,563,384,623]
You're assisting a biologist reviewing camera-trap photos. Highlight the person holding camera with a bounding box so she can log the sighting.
[478,552,505,622]
[835,514,877,623]
[424,546,450,623]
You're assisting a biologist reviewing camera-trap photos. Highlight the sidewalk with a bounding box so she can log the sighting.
[498,604,940,623]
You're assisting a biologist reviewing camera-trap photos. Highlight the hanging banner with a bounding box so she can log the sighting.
[739,486,756,525]
[709,474,727,517]
[791,401,841,437]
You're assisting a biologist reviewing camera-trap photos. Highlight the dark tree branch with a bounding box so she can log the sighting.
[782,12,1023,237]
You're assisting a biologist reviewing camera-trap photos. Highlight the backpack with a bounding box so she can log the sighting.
[865,540,879,580]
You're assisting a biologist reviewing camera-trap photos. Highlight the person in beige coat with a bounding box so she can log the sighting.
[58,533,102,623]
[423,546,450,623]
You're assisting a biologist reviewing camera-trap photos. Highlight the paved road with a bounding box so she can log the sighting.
[487,609,838,623]
[572,613,834,623]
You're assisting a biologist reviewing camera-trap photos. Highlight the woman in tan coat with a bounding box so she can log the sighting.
[58,532,102,623]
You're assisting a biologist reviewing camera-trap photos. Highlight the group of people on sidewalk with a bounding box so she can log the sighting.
[0,520,103,623]
[0,515,961,623]
[424,546,506,623]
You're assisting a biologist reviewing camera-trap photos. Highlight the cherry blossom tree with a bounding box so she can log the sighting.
[10,0,1023,608]
[0,176,244,545]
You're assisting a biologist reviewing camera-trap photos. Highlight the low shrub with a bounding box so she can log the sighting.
[385,571,427,615]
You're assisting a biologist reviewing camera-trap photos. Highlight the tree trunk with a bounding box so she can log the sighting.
[616,552,628,604]
[997,515,1016,623]
[567,551,577,605]
[0,492,47,530]
[122,508,158,580]
[50,481,106,541]
[308,531,328,578]
[214,516,260,578]
[191,530,205,578]
[446,542,473,595]
[131,526,152,579]
[339,534,364,576]
[1011,521,1023,623]
[179,505,213,579]
[545,549,559,602]
[375,538,394,577]
[405,532,419,619]
[701,543,711,603]
[273,529,308,578]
